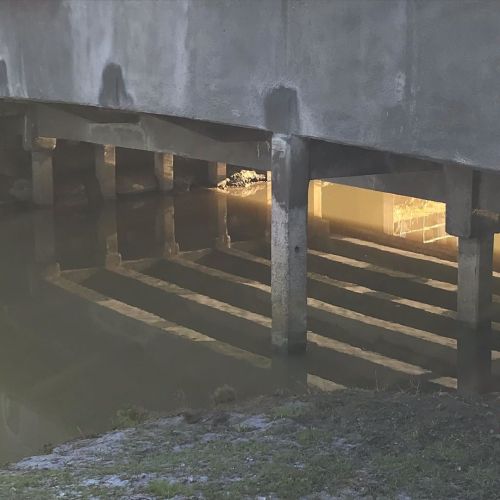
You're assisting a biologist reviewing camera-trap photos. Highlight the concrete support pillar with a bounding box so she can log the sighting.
[94,144,116,200]
[33,210,59,276]
[456,235,493,393]
[207,161,227,186]
[445,166,493,393]
[96,205,121,268]
[31,137,56,206]
[271,134,310,354]
[310,180,323,219]
[154,152,174,192]
[265,180,272,242]
[271,355,308,394]
[156,196,179,256]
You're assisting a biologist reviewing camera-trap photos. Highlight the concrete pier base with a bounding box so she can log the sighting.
[31,137,56,206]
[94,145,116,200]
[271,134,309,354]
[271,355,308,393]
[154,152,174,192]
[207,161,227,186]
[456,235,493,393]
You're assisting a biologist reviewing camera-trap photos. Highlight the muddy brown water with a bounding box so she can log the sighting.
[0,182,499,464]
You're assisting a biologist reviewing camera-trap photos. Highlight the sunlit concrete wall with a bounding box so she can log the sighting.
[1,1,500,170]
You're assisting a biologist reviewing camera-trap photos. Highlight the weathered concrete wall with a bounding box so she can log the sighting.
[1,0,500,170]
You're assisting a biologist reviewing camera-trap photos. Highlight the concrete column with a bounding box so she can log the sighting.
[445,166,493,393]
[265,180,272,242]
[271,355,308,394]
[156,196,179,256]
[31,137,56,206]
[271,134,309,354]
[456,235,493,393]
[207,161,227,186]
[94,144,116,200]
[154,152,174,192]
[310,180,323,218]
[96,205,121,268]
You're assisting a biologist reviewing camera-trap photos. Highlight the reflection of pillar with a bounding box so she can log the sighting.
[94,144,116,200]
[33,209,59,276]
[310,180,323,218]
[156,196,179,257]
[207,161,227,186]
[445,166,492,393]
[31,137,56,206]
[456,235,493,394]
[96,205,121,268]
[29,210,59,297]
[215,192,231,249]
[154,152,174,192]
[271,134,309,354]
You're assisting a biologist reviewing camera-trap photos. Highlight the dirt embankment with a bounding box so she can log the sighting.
[1,389,499,499]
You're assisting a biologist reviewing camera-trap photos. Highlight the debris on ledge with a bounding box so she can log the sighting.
[217,169,267,190]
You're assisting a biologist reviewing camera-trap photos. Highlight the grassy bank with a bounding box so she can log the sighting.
[1,389,499,499]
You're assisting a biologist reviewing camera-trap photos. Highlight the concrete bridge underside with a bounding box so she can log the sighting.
[1,0,500,393]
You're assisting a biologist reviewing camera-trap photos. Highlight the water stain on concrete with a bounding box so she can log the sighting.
[0,59,9,97]
[264,85,299,135]
[99,62,133,108]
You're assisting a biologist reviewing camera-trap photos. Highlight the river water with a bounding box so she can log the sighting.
[0,181,498,464]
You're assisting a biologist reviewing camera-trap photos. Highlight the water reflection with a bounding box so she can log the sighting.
[0,182,498,464]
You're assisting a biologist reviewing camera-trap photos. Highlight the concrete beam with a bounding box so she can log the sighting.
[154,152,174,192]
[34,104,271,171]
[94,144,116,200]
[271,134,309,354]
[309,141,440,180]
[214,193,231,249]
